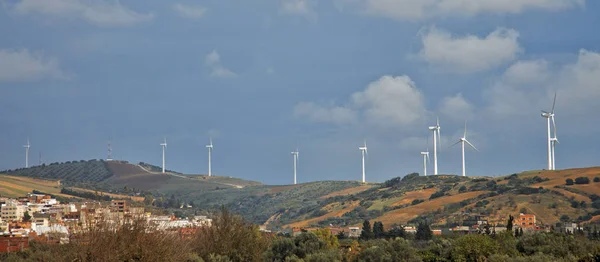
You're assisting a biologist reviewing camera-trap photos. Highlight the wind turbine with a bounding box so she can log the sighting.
[160,138,167,173]
[359,140,368,183]
[291,148,299,185]
[428,118,441,175]
[420,151,430,176]
[452,121,478,177]
[206,137,213,176]
[541,93,557,170]
[23,138,30,168]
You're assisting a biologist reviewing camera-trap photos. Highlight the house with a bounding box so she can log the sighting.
[348,227,361,238]
[1,200,26,222]
[0,235,28,253]
[110,200,126,213]
[517,213,536,229]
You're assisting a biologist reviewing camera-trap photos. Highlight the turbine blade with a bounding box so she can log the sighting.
[451,140,461,147]
[427,153,430,163]
[552,116,557,139]
[552,92,557,114]
[465,139,479,152]
[464,120,467,138]
[437,129,442,149]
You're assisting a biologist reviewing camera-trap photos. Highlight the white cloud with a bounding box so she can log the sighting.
[204,50,237,78]
[280,0,317,21]
[439,93,474,120]
[484,49,600,119]
[419,27,521,73]
[0,49,66,82]
[293,102,357,125]
[294,75,426,127]
[334,0,584,20]
[352,75,426,126]
[14,0,154,27]
[503,60,550,84]
[173,3,206,19]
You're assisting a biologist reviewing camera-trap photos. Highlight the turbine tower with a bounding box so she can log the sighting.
[291,148,299,185]
[428,118,441,175]
[420,151,430,176]
[107,141,113,161]
[452,121,478,177]
[23,138,30,168]
[541,93,557,170]
[160,138,167,174]
[359,141,368,183]
[206,137,213,176]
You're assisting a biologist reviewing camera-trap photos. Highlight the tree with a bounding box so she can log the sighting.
[373,221,385,239]
[560,215,570,223]
[360,220,373,240]
[566,178,574,185]
[459,185,467,193]
[507,215,514,232]
[451,234,499,262]
[313,228,339,249]
[575,177,590,184]
[416,222,433,241]
[387,226,406,239]
[594,177,600,183]
[23,211,31,222]
[519,228,524,237]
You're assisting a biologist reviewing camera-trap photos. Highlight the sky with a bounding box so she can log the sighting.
[1,0,600,185]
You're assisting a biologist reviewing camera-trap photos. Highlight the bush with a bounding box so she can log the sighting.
[566,178,574,185]
[594,177,600,183]
[575,177,590,185]
[411,199,424,205]
[458,186,467,193]
[429,191,445,200]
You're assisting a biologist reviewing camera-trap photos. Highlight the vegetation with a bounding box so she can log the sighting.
[0,159,112,183]
[575,177,590,185]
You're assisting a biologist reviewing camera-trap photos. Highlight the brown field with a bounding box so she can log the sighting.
[285,201,359,228]
[391,188,437,206]
[105,162,171,190]
[320,185,375,199]
[551,188,591,202]
[373,191,489,229]
[0,175,78,199]
[570,183,600,196]
[68,187,145,202]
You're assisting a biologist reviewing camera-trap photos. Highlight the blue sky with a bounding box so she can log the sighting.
[1,0,599,185]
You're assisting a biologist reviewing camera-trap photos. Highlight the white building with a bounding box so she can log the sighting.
[1,200,26,221]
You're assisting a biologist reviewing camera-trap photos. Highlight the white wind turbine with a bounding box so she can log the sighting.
[428,118,441,175]
[541,93,557,170]
[452,121,479,177]
[23,138,31,168]
[420,151,430,176]
[359,140,368,183]
[291,148,299,185]
[160,138,167,173]
[206,137,213,176]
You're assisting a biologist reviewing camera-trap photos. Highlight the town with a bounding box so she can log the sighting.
[1,192,591,255]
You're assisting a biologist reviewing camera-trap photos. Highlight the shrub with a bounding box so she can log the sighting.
[566,179,574,185]
[594,177,600,183]
[575,177,590,184]
[411,199,424,205]
[429,191,445,200]
[458,186,467,193]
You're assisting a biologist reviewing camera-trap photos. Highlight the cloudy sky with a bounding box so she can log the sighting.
[1,0,599,184]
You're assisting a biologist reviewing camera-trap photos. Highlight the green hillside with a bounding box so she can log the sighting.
[0,159,112,182]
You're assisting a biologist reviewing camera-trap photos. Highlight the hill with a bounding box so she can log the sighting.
[3,160,600,229]
[0,160,264,202]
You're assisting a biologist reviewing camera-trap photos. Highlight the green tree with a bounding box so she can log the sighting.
[23,211,32,222]
[360,220,373,240]
[566,178,574,185]
[459,185,467,193]
[387,226,406,239]
[451,234,499,262]
[416,222,433,241]
[507,215,514,232]
[313,228,339,249]
[373,221,385,239]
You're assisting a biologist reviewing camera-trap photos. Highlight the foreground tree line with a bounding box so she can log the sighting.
[2,208,600,262]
